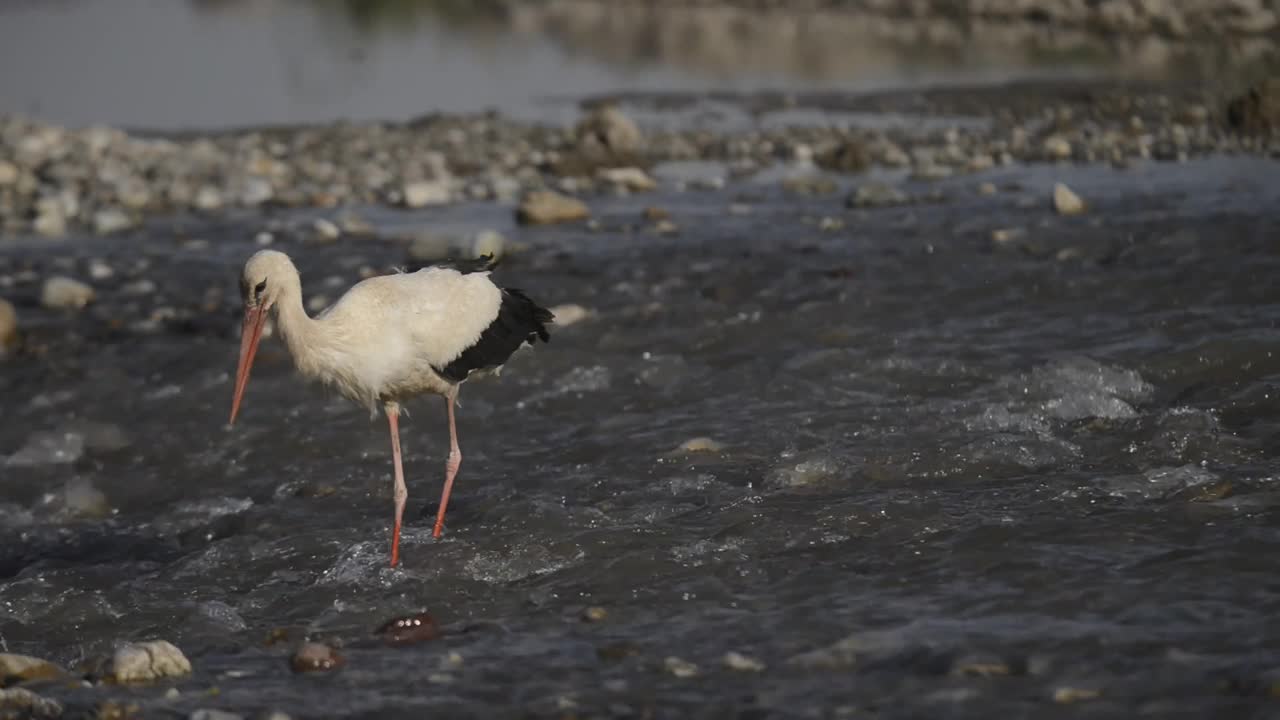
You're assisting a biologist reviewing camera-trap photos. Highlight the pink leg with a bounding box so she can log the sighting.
[432,387,462,538]
[387,403,407,567]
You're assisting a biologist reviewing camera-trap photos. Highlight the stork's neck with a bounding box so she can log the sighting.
[271,274,326,378]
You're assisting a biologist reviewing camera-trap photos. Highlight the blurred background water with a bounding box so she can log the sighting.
[0,0,1242,131]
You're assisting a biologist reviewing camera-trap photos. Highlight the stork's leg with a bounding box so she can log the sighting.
[432,386,462,538]
[387,402,407,567]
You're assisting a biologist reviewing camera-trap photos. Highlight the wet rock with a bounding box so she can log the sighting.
[197,601,248,632]
[516,190,589,225]
[1053,686,1101,703]
[1043,135,1073,160]
[87,259,115,280]
[723,651,765,672]
[68,421,131,452]
[815,140,871,173]
[402,180,451,208]
[0,298,16,354]
[0,161,18,186]
[110,640,192,683]
[290,642,344,673]
[40,276,94,309]
[848,182,909,208]
[597,642,639,662]
[967,154,995,172]
[1227,78,1280,134]
[765,455,843,489]
[0,654,65,686]
[642,206,669,221]
[877,141,911,167]
[92,208,132,235]
[121,279,156,296]
[32,198,67,237]
[190,711,243,720]
[377,611,441,646]
[62,477,110,518]
[911,163,952,181]
[991,227,1026,245]
[95,700,141,719]
[240,177,273,206]
[311,218,340,242]
[781,175,837,195]
[0,688,62,719]
[652,219,679,235]
[7,431,84,466]
[663,656,699,678]
[788,627,912,670]
[193,186,224,212]
[580,606,608,623]
[1053,182,1086,215]
[575,104,643,156]
[598,167,656,191]
[949,654,1012,677]
[675,437,725,453]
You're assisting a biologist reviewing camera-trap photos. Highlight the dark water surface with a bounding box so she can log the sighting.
[2,156,1279,717]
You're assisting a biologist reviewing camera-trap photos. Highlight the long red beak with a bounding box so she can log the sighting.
[229,303,268,425]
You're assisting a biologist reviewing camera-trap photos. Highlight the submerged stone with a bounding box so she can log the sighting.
[290,642,344,673]
[0,688,62,719]
[0,654,65,687]
[377,612,441,646]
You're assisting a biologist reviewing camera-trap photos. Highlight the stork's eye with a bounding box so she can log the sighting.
[254,280,267,297]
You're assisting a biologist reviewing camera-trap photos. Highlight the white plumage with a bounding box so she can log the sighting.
[228,249,554,567]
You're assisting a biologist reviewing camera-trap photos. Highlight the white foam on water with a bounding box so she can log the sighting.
[670,537,745,567]
[6,431,85,467]
[1097,464,1219,500]
[463,543,585,584]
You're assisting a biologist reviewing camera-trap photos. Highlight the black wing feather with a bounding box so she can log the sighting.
[436,287,553,383]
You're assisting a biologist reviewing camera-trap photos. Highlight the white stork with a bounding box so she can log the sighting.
[227,249,553,567]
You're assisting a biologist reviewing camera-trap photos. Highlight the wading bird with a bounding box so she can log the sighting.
[227,250,553,567]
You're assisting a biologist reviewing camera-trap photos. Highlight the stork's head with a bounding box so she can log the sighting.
[229,250,296,425]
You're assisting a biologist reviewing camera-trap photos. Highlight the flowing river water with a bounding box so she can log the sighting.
[1,153,1279,718]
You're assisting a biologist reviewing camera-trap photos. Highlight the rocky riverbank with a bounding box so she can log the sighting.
[0,76,1276,239]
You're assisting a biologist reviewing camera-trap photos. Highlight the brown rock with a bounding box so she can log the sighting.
[377,612,441,646]
[1053,686,1101,703]
[1227,78,1280,134]
[815,140,872,173]
[290,642,344,673]
[575,104,643,156]
[516,191,589,225]
[0,299,17,355]
[0,654,64,687]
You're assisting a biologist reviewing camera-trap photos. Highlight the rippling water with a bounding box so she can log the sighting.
[2,157,1280,717]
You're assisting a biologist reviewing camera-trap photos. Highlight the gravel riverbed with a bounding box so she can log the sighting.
[1,57,1280,720]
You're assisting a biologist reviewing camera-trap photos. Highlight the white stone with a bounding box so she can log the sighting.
[111,640,192,683]
[403,180,451,208]
[40,276,94,309]
[93,209,132,235]
[1053,182,1086,215]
